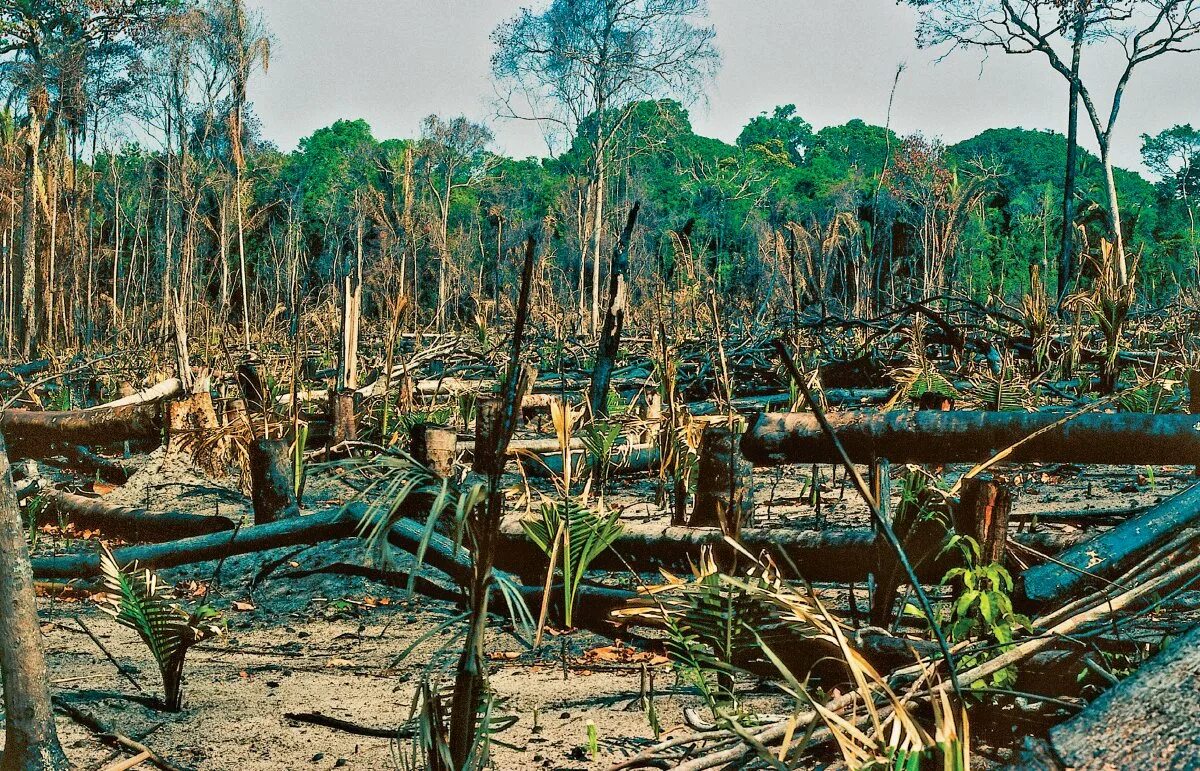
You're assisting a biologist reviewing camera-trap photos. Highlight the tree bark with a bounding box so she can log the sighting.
[742,410,1200,467]
[0,402,165,459]
[16,97,43,360]
[0,433,70,770]
[690,423,754,532]
[1058,9,1085,302]
[41,488,235,541]
[409,423,456,478]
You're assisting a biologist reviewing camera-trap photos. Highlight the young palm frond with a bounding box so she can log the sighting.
[99,545,224,712]
[522,497,623,629]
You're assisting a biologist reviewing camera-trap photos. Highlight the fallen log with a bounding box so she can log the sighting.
[32,505,358,579]
[41,489,236,541]
[1040,622,1200,770]
[0,401,166,459]
[495,517,1084,583]
[742,410,1200,466]
[1018,480,1200,607]
[89,378,181,410]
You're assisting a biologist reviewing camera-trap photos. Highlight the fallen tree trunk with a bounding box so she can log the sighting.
[743,410,1200,466]
[1018,480,1200,608]
[32,505,357,580]
[0,401,166,459]
[40,489,236,542]
[1041,622,1200,769]
[495,517,1083,583]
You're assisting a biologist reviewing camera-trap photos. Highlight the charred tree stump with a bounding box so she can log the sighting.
[410,423,457,478]
[954,475,1012,566]
[690,423,754,533]
[248,438,299,525]
[587,203,640,418]
[473,397,503,475]
[164,390,227,477]
[330,388,358,447]
[870,481,950,628]
[0,433,70,770]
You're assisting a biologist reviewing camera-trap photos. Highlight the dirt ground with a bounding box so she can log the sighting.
[26,443,1200,771]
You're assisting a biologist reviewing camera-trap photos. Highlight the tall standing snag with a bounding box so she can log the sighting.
[588,203,640,418]
[0,433,70,770]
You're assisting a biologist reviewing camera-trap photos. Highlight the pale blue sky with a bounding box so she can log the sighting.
[245,0,1200,174]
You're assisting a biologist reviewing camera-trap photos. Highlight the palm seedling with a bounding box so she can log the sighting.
[99,545,224,711]
[522,497,623,630]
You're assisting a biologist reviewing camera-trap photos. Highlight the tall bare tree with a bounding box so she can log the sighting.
[908,0,1200,287]
[492,0,718,332]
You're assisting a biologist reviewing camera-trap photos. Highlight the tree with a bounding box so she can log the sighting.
[492,0,718,332]
[419,114,495,331]
[0,434,69,771]
[1143,123,1200,276]
[0,0,185,356]
[907,0,1200,288]
[736,104,814,167]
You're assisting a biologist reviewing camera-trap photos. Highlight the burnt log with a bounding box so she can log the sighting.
[1018,480,1200,608]
[742,410,1200,466]
[0,401,165,459]
[40,489,235,541]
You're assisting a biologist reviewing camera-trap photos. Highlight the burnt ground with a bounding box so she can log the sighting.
[26,443,1200,771]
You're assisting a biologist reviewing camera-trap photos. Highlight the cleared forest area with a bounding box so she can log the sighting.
[1,1,1200,770]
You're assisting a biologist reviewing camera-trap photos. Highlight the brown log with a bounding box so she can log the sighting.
[0,401,165,459]
[742,410,1200,466]
[41,489,236,541]
[1046,622,1200,769]
[690,423,754,532]
[410,423,457,478]
[495,516,1083,584]
[247,438,299,524]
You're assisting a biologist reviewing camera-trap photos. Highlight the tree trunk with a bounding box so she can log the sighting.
[742,410,1200,467]
[1058,10,1085,302]
[247,438,299,525]
[410,423,456,479]
[0,401,166,459]
[1100,143,1128,284]
[0,433,70,771]
[690,423,754,533]
[16,100,42,359]
[587,203,640,417]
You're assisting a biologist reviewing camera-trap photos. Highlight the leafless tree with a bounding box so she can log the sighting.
[908,0,1200,287]
[492,0,718,332]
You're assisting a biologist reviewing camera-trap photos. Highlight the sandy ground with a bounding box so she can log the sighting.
[20,439,1200,770]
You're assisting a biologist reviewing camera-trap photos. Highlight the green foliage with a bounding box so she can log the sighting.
[522,498,623,628]
[938,538,1031,690]
[99,546,224,711]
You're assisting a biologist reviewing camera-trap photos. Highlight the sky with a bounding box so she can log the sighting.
[243,0,1200,175]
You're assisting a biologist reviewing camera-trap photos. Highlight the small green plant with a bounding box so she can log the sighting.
[938,536,1031,690]
[586,719,599,761]
[522,498,623,629]
[579,420,621,493]
[99,546,224,711]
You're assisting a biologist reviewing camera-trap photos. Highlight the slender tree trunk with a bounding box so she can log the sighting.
[1059,11,1085,302]
[17,101,42,359]
[0,433,71,771]
[590,161,606,334]
[1100,143,1128,284]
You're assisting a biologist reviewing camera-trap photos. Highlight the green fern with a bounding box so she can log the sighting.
[99,546,224,711]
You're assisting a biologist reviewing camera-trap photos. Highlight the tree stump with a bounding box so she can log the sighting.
[166,390,227,477]
[331,388,358,447]
[473,397,503,475]
[248,437,300,525]
[690,423,754,534]
[954,475,1012,566]
[411,423,457,478]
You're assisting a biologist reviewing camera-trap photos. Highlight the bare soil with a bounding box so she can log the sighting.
[27,446,1200,770]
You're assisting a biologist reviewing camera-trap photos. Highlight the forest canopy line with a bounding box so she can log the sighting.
[0,0,1197,354]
